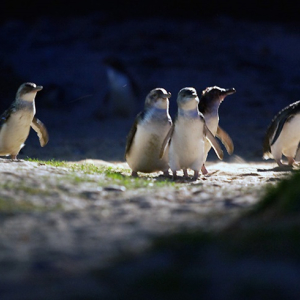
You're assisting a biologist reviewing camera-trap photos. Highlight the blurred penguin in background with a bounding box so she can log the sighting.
[99,56,140,119]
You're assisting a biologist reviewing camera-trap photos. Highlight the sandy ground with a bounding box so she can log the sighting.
[0,156,293,299]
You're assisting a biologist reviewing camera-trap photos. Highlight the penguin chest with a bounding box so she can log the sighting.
[127,124,170,172]
[0,111,34,155]
[170,118,205,169]
[204,113,219,135]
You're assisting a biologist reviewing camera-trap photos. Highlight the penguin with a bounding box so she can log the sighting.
[263,100,300,167]
[162,87,223,180]
[198,86,236,174]
[125,88,172,177]
[102,56,139,118]
[0,82,49,159]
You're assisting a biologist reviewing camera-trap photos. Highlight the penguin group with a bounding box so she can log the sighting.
[1,82,300,177]
[125,86,235,179]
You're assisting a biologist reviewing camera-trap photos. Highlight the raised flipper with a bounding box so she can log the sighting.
[159,124,174,159]
[216,126,234,155]
[205,125,223,160]
[31,117,49,147]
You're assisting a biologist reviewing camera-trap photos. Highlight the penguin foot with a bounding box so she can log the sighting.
[275,159,293,170]
[131,171,138,177]
[293,161,300,167]
[287,157,300,167]
[9,155,22,162]
[183,169,189,178]
[192,170,200,180]
[163,170,171,177]
[171,170,179,180]
[201,164,208,175]
[288,157,295,166]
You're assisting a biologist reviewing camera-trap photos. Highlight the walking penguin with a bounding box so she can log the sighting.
[0,82,49,159]
[125,88,172,177]
[263,100,300,167]
[198,86,236,174]
[162,87,223,180]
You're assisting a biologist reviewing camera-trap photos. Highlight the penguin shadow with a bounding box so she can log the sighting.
[257,165,296,172]
[156,172,195,183]
[158,170,220,182]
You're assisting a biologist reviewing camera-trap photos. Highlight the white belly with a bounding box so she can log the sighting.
[126,123,171,173]
[271,115,300,159]
[169,118,205,171]
[0,111,33,156]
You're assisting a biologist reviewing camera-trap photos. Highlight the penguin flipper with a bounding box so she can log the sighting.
[125,113,142,157]
[270,114,295,146]
[205,125,223,160]
[216,126,234,155]
[31,117,49,147]
[159,124,174,159]
[0,105,16,130]
[268,101,300,146]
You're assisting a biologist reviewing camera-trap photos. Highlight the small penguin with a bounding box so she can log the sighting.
[102,57,139,118]
[0,82,49,159]
[198,86,236,174]
[263,100,300,167]
[125,88,172,177]
[163,87,223,180]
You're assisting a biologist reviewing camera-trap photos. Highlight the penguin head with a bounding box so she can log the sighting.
[177,87,199,109]
[16,82,43,102]
[145,88,171,109]
[199,86,236,113]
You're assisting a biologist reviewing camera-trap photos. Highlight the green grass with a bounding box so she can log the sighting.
[249,171,300,218]
[26,158,175,189]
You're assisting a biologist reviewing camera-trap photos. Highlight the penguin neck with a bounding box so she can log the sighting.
[16,97,35,111]
[178,107,199,119]
[144,106,169,122]
[200,100,220,116]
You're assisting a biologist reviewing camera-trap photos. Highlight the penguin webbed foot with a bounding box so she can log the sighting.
[162,170,171,178]
[131,171,138,177]
[192,170,200,181]
[287,157,300,167]
[10,155,22,162]
[274,159,294,171]
[292,161,300,167]
[183,169,189,178]
[201,164,209,175]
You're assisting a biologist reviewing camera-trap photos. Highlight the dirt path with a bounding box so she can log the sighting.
[0,158,291,300]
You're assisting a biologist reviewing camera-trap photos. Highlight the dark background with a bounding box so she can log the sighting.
[0,0,300,162]
[1,1,300,23]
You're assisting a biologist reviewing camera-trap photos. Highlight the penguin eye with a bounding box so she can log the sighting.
[150,93,158,100]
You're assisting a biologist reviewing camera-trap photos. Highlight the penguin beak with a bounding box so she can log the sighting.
[165,92,171,98]
[219,88,236,101]
[162,92,171,99]
[222,88,236,96]
[34,85,43,91]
